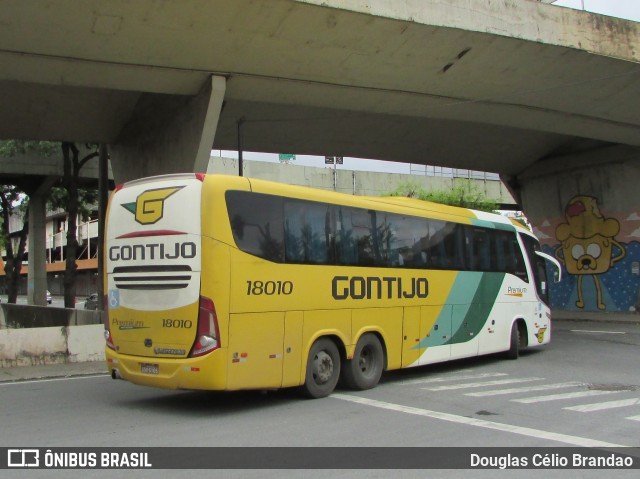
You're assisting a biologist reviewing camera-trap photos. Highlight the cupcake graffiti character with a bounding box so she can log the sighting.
[555,196,625,310]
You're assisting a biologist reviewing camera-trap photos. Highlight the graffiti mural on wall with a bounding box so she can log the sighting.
[534,196,640,313]
[555,196,626,310]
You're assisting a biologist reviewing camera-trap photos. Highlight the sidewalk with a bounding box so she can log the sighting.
[0,360,107,383]
[553,311,640,324]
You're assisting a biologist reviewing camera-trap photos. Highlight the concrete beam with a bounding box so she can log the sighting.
[0,144,113,184]
[110,75,226,183]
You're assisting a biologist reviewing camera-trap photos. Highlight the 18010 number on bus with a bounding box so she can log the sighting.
[246,280,294,296]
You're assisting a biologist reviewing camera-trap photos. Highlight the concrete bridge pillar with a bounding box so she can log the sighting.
[110,75,226,184]
[517,146,640,318]
[27,177,56,306]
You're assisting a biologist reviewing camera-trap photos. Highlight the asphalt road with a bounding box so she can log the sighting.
[1,320,639,478]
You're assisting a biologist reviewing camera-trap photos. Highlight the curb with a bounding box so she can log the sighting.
[0,361,107,384]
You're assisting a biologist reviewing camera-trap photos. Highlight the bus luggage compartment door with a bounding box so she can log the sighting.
[226,312,285,390]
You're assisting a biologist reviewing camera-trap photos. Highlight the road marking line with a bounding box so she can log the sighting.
[513,390,621,404]
[627,415,640,422]
[422,377,543,391]
[565,398,640,412]
[466,381,582,397]
[0,374,108,386]
[570,329,626,335]
[400,372,506,385]
[332,394,627,448]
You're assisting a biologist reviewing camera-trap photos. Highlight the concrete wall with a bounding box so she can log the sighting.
[207,156,516,205]
[521,146,640,316]
[0,304,104,367]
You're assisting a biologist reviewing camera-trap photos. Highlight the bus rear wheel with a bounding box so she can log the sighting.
[341,333,384,390]
[302,338,341,398]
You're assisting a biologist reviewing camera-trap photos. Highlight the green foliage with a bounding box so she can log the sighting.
[0,140,58,158]
[0,140,98,220]
[47,186,98,221]
[0,184,27,243]
[386,180,498,213]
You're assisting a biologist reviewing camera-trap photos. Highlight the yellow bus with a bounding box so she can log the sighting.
[104,174,560,398]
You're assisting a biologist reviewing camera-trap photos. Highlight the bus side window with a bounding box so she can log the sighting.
[344,208,377,266]
[465,227,491,272]
[227,191,285,262]
[284,200,331,265]
[385,214,429,268]
[494,231,508,272]
[512,237,528,282]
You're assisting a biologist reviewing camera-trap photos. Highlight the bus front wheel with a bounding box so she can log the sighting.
[341,333,384,390]
[506,321,524,360]
[302,338,341,398]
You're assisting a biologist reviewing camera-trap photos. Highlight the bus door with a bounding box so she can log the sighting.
[418,305,452,365]
[449,302,480,360]
[402,307,421,367]
[282,311,304,388]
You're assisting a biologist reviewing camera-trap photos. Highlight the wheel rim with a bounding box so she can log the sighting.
[358,346,375,377]
[313,350,334,384]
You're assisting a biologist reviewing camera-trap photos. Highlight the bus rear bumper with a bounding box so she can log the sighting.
[105,348,227,391]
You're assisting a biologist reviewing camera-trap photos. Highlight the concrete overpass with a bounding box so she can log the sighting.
[0,0,639,316]
[1,0,638,181]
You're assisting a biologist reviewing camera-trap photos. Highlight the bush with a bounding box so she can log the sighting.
[386,180,498,213]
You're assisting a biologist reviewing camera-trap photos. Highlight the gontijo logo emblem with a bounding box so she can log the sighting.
[121,186,184,225]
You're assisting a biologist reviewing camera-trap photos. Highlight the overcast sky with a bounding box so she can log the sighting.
[551,0,640,21]
[216,0,639,174]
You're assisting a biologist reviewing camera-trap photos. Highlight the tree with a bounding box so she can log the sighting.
[58,143,98,308]
[386,180,498,212]
[0,140,57,304]
[0,140,98,306]
[0,185,28,303]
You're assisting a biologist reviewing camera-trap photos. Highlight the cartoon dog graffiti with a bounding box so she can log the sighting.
[555,196,625,310]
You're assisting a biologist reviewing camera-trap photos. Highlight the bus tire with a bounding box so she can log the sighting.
[302,338,341,399]
[506,321,521,360]
[341,333,384,390]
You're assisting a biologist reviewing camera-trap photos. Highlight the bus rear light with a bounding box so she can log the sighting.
[195,173,206,182]
[189,296,220,357]
[103,295,116,350]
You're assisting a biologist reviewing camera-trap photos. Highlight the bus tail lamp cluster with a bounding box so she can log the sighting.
[189,296,220,357]
[103,295,116,350]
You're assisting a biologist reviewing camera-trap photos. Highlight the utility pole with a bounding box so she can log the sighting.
[237,118,245,177]
[98,143,108,309]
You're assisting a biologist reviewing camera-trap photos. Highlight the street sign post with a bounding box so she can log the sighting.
[325,156,343,165]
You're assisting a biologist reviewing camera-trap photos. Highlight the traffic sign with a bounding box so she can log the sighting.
[279,154,296,162]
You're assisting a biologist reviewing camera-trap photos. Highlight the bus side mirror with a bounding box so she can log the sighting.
[535,251,562,283]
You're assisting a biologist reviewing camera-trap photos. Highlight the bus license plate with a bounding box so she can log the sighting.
[140,363,159,375]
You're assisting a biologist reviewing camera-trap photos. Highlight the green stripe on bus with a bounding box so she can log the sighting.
[447,272,505,345]
[416,272,483,349]
[470,218,515,232]
[414,272,505,349]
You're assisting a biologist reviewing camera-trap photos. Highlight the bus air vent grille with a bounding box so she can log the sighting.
[112,265,192,290]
